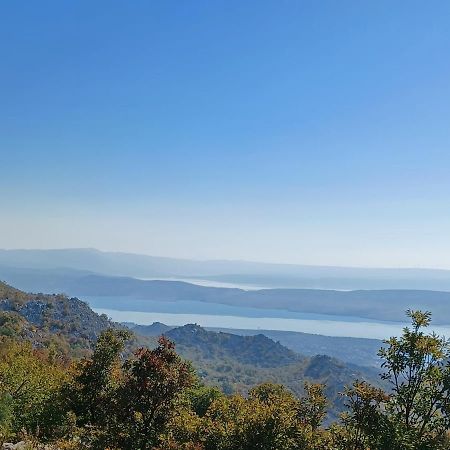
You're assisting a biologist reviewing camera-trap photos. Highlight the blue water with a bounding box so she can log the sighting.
[84,296,388,323]
[84,295,450,339]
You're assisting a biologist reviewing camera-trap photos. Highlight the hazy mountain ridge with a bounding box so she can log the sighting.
[3,248,450,290]
[4,265,450,324]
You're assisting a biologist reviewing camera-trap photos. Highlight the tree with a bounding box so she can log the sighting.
[115,336,195,449]
[0,339,67,441]
[159,382,331,450]
[339,310,450,450]
[187,384,223,417]
[63,328,130,428]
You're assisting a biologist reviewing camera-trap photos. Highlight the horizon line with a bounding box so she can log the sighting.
[1,246,450,272]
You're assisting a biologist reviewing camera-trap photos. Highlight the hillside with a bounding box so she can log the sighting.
[209,326,384,368]
[149,323,382,421]
[126,321,172,336]
[129,321,383,367]
[166,323,302,368]
[0,281,130,356]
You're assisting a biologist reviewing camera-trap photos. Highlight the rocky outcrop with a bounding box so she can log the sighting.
[0,281,114,353]
[2,442,27,450]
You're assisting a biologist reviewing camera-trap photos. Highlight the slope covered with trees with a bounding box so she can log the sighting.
[161,324,379,421]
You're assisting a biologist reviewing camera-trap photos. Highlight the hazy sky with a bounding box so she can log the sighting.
[2,1,450,267]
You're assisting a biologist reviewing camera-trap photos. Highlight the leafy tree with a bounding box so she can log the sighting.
[0,339,67,441]
[335,381,391,450]
[115,336,196,449]
[339,310,450,449]
[159,382,330,450]
[63,328,130,429]
[187,384,224,417]
[297,382,328,431]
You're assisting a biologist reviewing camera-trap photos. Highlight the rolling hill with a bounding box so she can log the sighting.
[156,323,382,421]
[127,321,383,367]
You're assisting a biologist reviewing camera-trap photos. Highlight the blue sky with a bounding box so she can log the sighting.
[2,1,450,267]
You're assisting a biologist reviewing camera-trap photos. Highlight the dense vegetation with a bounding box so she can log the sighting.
[2,282,450,448]
[129,321,383,369]
[161,324,380,422]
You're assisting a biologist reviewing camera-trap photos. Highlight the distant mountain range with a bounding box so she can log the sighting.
[2,264,450,324]
[3,247,450,290]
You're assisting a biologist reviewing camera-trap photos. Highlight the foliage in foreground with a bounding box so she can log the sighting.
[1,311,450,449]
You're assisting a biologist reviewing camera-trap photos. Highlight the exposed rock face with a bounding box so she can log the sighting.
[0,296,111,342]
[0,281,114,353]
[2,442,27,450]
[15,300,47,326]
